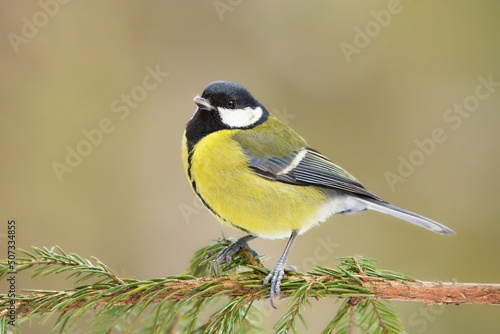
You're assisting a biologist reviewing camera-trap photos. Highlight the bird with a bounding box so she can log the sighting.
[182,80,455,308]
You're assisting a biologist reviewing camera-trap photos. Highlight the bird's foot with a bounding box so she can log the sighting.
[213,236,257,275]
[263,260,297,309]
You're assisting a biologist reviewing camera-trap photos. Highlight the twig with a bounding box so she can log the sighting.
[1,274,498,319]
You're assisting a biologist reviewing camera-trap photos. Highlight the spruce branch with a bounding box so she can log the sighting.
[0,241,499,333]
[3,273,498,321]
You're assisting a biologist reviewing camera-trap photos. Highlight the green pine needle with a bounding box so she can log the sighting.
[0,243,414,333]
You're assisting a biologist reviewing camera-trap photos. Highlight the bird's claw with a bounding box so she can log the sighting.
[213,238,257,275]
[263,262,297,309]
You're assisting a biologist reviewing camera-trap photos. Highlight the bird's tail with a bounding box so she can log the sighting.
[358,198,455,235]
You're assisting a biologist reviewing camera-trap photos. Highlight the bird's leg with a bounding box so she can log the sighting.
[213,234,257,275]
[263,230,299,309]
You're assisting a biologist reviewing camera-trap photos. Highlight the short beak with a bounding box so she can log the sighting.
[193,95,215,111]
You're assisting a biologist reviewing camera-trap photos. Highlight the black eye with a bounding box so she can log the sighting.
[227,100,235,109]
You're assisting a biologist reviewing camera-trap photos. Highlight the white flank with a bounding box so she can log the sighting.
[298,196,367,235]
[218,106,263,128]
[277,149,307,175]
[257,196,367,240]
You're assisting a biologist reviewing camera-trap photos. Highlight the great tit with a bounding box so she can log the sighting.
[182,81,455,307]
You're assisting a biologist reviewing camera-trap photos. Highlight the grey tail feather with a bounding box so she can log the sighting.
[358,198,455,235]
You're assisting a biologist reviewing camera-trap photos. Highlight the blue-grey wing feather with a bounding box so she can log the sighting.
[247,148,384,201]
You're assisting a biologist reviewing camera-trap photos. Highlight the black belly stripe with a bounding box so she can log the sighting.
[191,180,225,221]
[187,150,194,180]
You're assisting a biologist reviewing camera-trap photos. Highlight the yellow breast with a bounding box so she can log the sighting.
[182,130,328,239]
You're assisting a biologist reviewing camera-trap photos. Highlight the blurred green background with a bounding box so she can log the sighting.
[1,1,499,333]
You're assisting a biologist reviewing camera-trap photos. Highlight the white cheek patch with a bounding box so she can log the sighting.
[218,106,263,128]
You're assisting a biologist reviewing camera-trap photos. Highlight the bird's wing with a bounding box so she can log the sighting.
[231,115,383,201]
[246,147,384,201]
